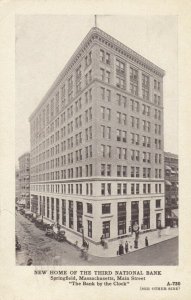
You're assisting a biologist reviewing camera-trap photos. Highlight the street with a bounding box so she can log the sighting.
[16,212,178,266]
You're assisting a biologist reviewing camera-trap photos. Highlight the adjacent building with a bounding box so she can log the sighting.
[18,152,30,208]
[29,27,165,248]
[164,152,178,226]
[15,168,20,203]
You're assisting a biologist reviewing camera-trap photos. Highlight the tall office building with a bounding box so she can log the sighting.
[18,152,30,208]
[29,27,165,247]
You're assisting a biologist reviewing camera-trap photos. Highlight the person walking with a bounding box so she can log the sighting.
[145,236,149,247]
[125,241,129,253]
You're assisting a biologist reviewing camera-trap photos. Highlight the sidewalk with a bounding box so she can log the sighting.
[65,227,178,258]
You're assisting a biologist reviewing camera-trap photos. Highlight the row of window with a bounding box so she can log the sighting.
[31,160,163,182]
[31,137,162,168]
[99,50,161,101]
[31,181,162,198]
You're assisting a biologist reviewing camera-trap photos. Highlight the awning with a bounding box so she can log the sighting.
[165,180,172,186]
[171,209,178,218]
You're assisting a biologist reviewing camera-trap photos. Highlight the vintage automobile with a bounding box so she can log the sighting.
[45,224,54,237]
[25,211,33,220]
[53,224,66,242]
[31,213,37,223]
[15,235,21,251]
[35,217,48,231]
[45,223,66,242]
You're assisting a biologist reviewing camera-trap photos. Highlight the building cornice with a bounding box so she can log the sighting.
[29,26,165,121]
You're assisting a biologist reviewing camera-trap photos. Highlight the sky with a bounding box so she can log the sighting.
[15,15,178,164]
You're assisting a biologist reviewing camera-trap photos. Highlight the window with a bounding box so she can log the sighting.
[116,59,125,74]
[122,114,127,125]
[117,165,121,177]
[103,221,110,238]
[131,166,135,177]
[68,200,73,229]
[106,71,110,83]
[100,49,104,62]
[100,68,104,81]
[102,203,111,214]
[101,183,105,195]
[122,131,127,142]
[107,145,111,158]
[62,199,66,226]
[131,201,139,226]
[116,77,125,89]
[117,129,121,141]
[51,198,54,220]
[107,164,111,176]
[106,89,111,102]
[106,53,110,64]
[117,147,121,159]
[101,145,105,158]
[87,203,93,214]
[142,74,149,100]
[136,184,139,194]
[101,125,105,138]
[106,127,111,139]
[131,183,135,194]
[107,183,111,195]
[118,202,126,235]
[143,200,150,229]
[123,183,127,194]
[123,166,127,177]
[156,199,161,208]
[106,108,111,121]
[117,183,121,195]
[136,167,140,178]
[101,164,105,176]
[130,67,138,95]
[117,112,121,124]
[123,148,127,160]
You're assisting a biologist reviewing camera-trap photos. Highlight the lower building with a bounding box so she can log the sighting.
[18,152,30,209]
[15,168,20,203]
[164,152,178,227]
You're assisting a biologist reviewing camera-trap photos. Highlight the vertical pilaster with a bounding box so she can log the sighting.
[149,76,153,103]
[138,70,142,98]
[126,63,130,92]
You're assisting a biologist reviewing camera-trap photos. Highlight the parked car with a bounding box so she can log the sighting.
[52,223,66,242]
[25,211,33,220]
[45,224,54,237]
[35,217,48,231]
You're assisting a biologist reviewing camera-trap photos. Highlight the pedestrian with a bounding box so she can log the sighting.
[125,241,129,253]
[145,236,149,247]
[100,235,104,247]
[119,243,124,255]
